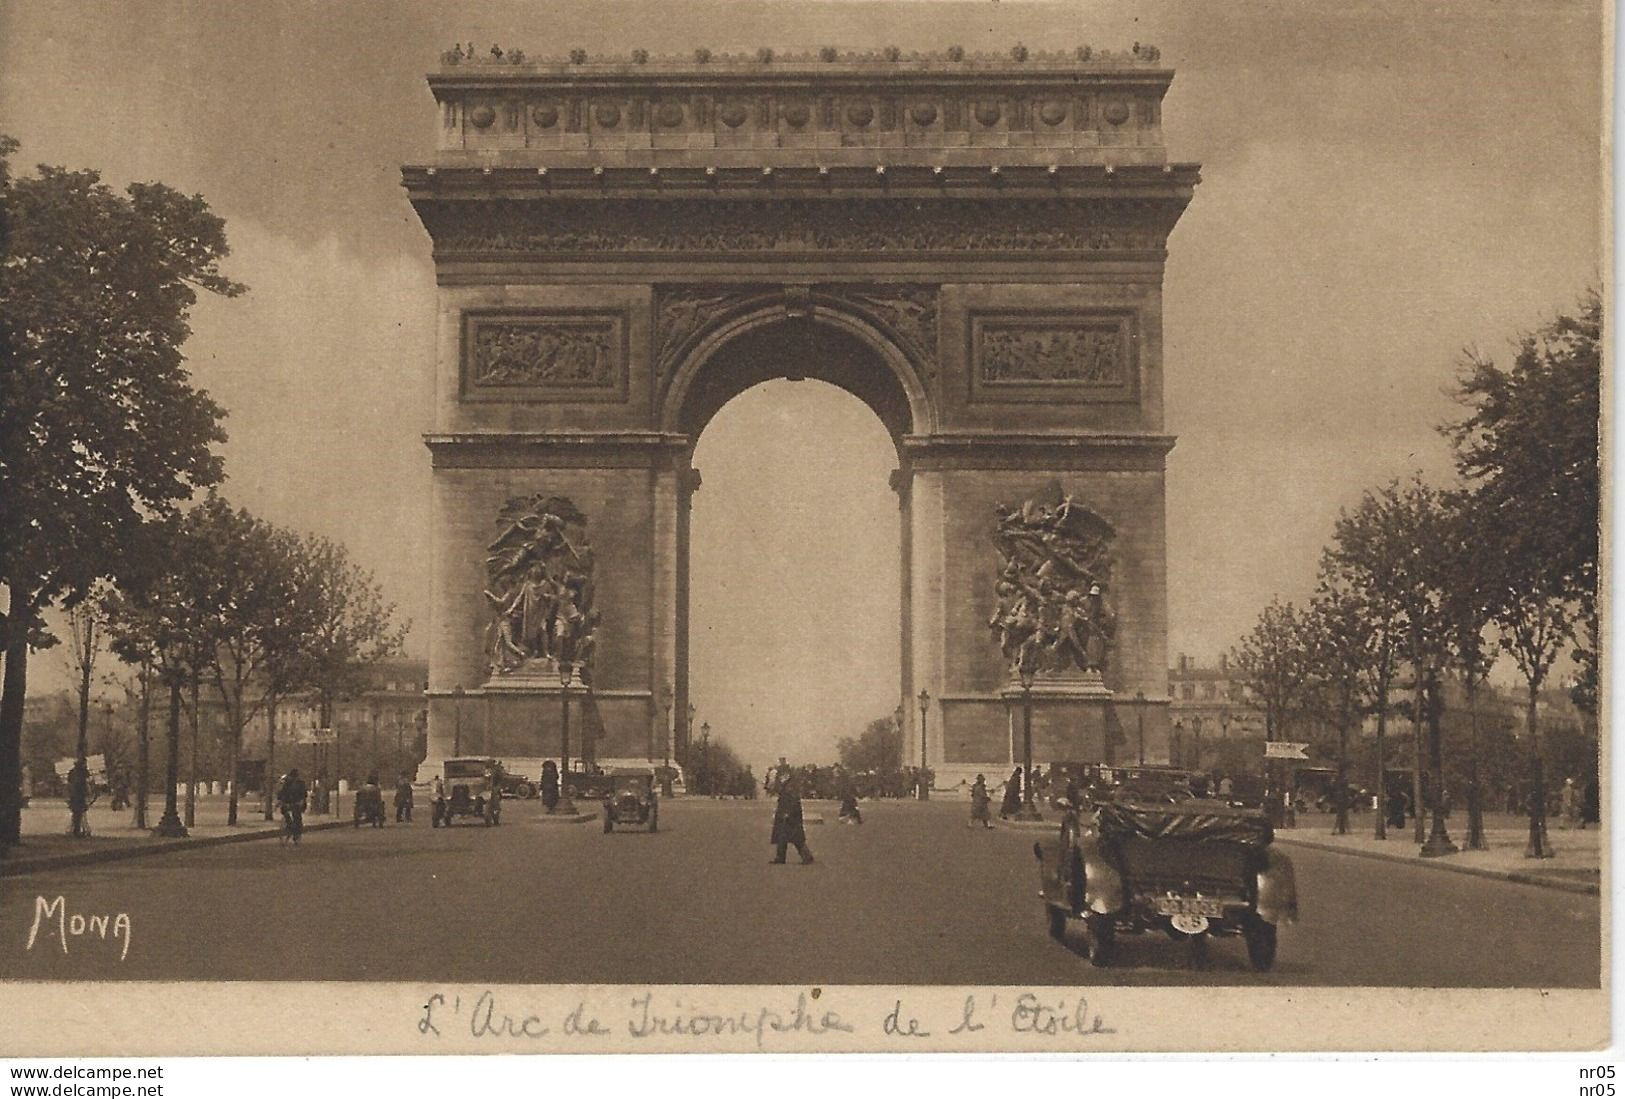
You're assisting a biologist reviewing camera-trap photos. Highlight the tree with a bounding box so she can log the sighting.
[1438,490,1498,849]
[62,590,110,838]
[182,496,306,826]
[0,138,243,851]
[1447,290,1600,608]
[1231,598,1310,824]
[1300,581,1372,836]
[292,536,407,731]
[102,516,217,837]
[1446,291,1598,859]
[837,715,904,774]
[1322,482,1423,841]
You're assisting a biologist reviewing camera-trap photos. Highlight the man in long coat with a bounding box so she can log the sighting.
[770,766,815,864]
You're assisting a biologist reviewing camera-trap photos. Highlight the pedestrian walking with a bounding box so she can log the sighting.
[769,765,815,864]
[1386,785,1408,832]
[540,759,560,811]
[394,775,415,823]
[999,766,1022,819]
[969,774,993,829]
[1559,777,1579,829]
[429,775,447,827]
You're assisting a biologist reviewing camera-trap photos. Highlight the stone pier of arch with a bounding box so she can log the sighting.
[404,46,1199,784]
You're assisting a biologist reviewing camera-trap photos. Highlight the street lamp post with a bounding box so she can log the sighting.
[685,702,696,768]
[1191,714,1204,776]
[659,684,673,797]
[451,687,465,756]
[700,722,711,797]
[153,639,188,838]
[1420,692,1457,858]
[916,689,930,801]
[1134,690,1146,765]
[1172,719,1184,769]
[1015,663,1042,821]
[559,664,575,811]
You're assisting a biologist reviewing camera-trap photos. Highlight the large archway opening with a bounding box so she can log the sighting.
[671,310,922,779]
[689,379,900,776]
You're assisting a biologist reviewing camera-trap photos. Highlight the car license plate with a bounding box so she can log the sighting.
[1155,896,1225,918]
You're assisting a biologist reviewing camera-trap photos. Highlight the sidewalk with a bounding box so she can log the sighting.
[2,794,355,877]
[1272,811,1602,896]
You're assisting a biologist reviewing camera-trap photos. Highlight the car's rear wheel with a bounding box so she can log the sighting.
[1083,913,1116,968]
[1242,916,1277,972]
[1047,905,1067,942]
[515,783,534,800]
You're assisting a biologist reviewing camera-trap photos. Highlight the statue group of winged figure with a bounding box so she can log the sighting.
[484,494,599,678]
[988,493,1117,676]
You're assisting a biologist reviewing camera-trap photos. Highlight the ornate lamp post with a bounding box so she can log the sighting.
[451,686,465,756]
[1172,719,1184,769]
[1134,690,1147,765]
[700,722,711,797]
[153,637,189,838]
[685,702,696,768]
[1015,661,1042,821]
[916,688,930,801]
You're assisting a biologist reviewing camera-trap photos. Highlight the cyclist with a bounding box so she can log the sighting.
[277,768,309,844]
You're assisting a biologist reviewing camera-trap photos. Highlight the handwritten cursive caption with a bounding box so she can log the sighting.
[26,895,132,962]
[416,989,1112,1050]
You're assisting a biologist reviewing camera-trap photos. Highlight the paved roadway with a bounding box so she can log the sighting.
[0,799,1600,986]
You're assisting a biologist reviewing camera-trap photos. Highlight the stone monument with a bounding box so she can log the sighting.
[404,44,1198,778]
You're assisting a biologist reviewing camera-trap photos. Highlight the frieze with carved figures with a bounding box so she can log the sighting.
[417,200,1174,257]
[462,312,627,401]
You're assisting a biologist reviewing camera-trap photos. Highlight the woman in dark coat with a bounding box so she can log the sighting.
[541,759,560,812]
[770,769,815,864]
[1000,767,1023,819]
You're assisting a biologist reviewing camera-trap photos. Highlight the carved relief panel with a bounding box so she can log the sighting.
[461,311,629,403]
[967,310,1137,404]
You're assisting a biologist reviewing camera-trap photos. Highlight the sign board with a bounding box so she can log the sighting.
[293,727,338,746]
[54,754,107,780]
[1264,741,1310,760]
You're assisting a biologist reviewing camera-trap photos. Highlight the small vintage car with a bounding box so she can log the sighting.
[564,760,615,801]
[441,756,503,826]
[1035,793,1298,971]
[602,768,659,833]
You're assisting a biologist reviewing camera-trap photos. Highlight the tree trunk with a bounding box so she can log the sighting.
[71,623,93,838]
[186,674,199,828]
[1465,678,1486,850]
[226,712,242,827]
[1373,683,1388,840]
[263,694,277,821]
[134,662,151,829]
[1411,683,1425,844]
[1334,719,1349,836]
[0,587,30,851]
[1524,681,1550,858]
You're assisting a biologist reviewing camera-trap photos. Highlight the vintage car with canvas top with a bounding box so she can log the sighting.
[442,756,503,826]
[1034,793,1297,970]
[603,767,658,833]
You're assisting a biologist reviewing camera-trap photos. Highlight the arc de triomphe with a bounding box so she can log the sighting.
[404,45,1199,782]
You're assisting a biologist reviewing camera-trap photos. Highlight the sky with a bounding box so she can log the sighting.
[0,0,1604,766]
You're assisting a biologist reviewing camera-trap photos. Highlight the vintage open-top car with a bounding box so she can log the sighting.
[1035,793,1297,970]
[603,767,658,833]
[442,756,503,826]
